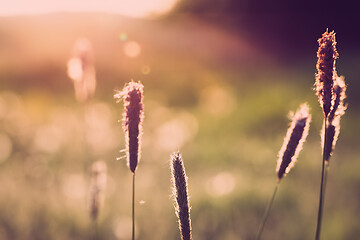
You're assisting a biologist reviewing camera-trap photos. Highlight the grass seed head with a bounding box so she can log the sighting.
[315,30,338,117]
[322,75,347,163]
[170,152,192,240]
[114,81,144,173]
[328,75,347,123]
[276,104,311,181]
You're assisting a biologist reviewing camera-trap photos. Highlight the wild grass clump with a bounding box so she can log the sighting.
[315,30,347,240]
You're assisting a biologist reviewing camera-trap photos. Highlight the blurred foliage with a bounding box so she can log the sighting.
[0,12,360,240]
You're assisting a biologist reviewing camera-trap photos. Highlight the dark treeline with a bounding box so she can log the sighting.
[170,0,360,60]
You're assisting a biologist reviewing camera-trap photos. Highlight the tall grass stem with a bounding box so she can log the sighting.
[132,173,135,240]
[256,182,279,240]
[315,119,328,240]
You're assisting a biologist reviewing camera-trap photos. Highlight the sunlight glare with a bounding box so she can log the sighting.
[0,0,180,18]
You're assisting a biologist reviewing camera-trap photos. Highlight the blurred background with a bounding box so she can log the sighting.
[0,0,359,239]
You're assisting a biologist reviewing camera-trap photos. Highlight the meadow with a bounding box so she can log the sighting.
[0,13,360,240]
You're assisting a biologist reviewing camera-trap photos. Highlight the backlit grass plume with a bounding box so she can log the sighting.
[323,75,347,163]
[315,40,346,240]
[114,81,144,173]
[315,30,347,240]
[315,30,338,117]
[256,103,311,240]
[114,81,144,240]
[276,103,311,181]
[171,152,192,240]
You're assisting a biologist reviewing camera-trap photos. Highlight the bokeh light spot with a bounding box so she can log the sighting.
[119,33,128,41]
[67,58,83,82]
[141,65,151,75]
[124,41,141,58]
[34,125,64,153]
[200,86,236,116]
[206,172,236,196]
[154,111,198,151]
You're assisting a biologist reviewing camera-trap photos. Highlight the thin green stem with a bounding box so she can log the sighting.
[256,182,279,240]
[315,118,328,240]
[132,173,135,240]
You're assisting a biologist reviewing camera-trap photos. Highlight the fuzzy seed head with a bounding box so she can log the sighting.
[328,75,347,123]
[276,104,311,181]
[315,30,338,117]
[115,81,144,173]
[170,152,192,240]
[322,75,347,163]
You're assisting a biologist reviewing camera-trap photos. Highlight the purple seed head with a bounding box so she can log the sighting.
[276,104,311,181]
[115,81,144,173]
[322,75,347,163]
[170,152,192,240]
[315,30,338,117]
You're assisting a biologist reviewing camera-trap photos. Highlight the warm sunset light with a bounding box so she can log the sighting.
[0,0,179,18]
[1,1,358,239]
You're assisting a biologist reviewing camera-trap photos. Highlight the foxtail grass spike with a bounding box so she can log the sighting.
[315,30,338,117]
[276,104,311,181]
[322,76,347,164]
[171,152,192,240]
[315,31,347,240]
[321,77,347,164]
[114,81,144,173]
[328,75,347,122]
[89,160,107,221]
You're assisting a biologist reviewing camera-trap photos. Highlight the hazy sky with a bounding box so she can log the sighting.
[0,0,179,18]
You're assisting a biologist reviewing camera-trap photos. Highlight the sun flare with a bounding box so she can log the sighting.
[0,0,179,18]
